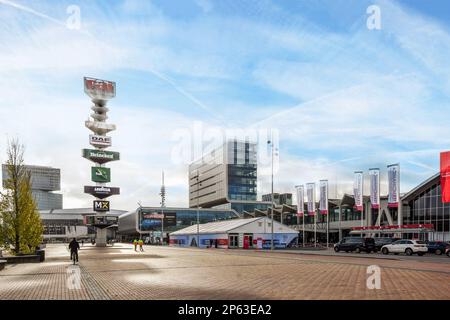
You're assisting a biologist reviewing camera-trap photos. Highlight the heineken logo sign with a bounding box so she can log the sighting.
[82,149,120,164]
[84,186,120,199]
[89,135,111,148]
[91,167,111,183]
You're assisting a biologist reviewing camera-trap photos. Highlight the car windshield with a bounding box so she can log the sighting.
[415,241,426,244]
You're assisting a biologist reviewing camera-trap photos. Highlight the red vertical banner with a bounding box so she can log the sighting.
[441,151,450,203]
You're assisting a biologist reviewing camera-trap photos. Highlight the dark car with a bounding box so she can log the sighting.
[334,237,375,253]
[373,237,400,252]
[426,241,450,255]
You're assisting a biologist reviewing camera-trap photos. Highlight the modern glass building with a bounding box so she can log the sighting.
[188,140,260,212]
[118,206,240,239]
[212,201,272,215]
[39,208,126,242]
[402,173,449,241]
[2,164,63,210]
[246,173,449,242]
[262,193,293,205]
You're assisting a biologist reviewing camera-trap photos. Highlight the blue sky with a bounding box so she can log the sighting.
[0,0,449,210]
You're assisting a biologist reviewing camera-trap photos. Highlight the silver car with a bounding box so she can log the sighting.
[381,240,427,256]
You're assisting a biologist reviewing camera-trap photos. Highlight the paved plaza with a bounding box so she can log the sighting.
[0,244,449,300]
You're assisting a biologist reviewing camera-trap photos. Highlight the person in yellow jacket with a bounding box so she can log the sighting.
[138,239,144,252]
[133,239,138,251]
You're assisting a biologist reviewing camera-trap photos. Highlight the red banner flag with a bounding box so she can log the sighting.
[441,151,450,203]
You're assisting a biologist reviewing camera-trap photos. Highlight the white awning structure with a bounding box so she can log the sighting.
[170,217,298,236]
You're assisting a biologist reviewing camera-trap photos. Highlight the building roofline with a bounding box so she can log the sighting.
[401,172,440,201]
[170,217,264,236]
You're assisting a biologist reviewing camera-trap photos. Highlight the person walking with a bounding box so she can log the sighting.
[133,239,138,251]
[139,239,144,252]
[68,238,80,263]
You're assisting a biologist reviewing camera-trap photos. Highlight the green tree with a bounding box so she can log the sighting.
[0,139,43,255]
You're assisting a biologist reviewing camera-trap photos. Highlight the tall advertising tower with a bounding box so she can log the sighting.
[82,77,120,247]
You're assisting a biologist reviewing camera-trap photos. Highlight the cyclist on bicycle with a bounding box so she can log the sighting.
[68,238,80,263]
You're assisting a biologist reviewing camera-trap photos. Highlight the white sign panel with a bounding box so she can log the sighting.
[388,164,400,208]
[306,183,316,216]
[319,180,328,215]
[89,134,112,148]
[369,168,380,209]
[296,185,305,217]
[354,171,364,211]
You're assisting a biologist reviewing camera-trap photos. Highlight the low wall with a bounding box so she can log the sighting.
[0,249,45,265]
[0,260,6,271]
[2,255,41,264]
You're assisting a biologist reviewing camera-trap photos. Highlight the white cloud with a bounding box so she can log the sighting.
[195,0,213,13]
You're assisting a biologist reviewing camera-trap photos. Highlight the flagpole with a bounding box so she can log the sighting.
[303,214,305,247]
[314,210,317,248]
[326,211,329,248]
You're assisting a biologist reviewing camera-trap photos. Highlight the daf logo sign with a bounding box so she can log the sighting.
[89,134,112,148]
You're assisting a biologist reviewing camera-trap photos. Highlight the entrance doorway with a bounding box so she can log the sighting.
[228,234,239,248]
[243,234,253,249]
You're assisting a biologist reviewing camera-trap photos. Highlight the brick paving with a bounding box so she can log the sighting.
[0,244,449,300]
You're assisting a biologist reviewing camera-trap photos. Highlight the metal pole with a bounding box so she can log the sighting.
[326,210,329,248]
[197,174,200,248]
[271,135,274,251]
[361,204,364,238]
[161,207,164,245]
[302,214,305,247]
[314,209,317,247]
[160,171,166,245]
[398,166,402,239]
[338,203,342,241]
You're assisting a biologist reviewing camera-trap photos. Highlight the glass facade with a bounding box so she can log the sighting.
[213,201,272,214]
[406,182,450,239]
[262,193,293,205]
[138,208,240,233]
[227,164,257,201]
[227,141,257,201]
[33,190,63,211]
[2,165,63,210]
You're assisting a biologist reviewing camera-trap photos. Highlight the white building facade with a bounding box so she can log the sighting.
[169,217,298,249]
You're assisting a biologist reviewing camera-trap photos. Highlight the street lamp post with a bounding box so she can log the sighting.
[268,135,275,251]
[160,171,166,246]
[196,173,200,248]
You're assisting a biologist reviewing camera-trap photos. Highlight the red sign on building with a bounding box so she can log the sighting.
[441,151,450,203]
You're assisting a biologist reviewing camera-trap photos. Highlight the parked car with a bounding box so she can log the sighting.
[446,247,450,257]
[426,241,450,255]
[373,237,400,252]
[381,239,427,256]
[334,237,376,253]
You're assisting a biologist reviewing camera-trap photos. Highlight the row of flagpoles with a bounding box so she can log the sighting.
[294,163,401,247]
